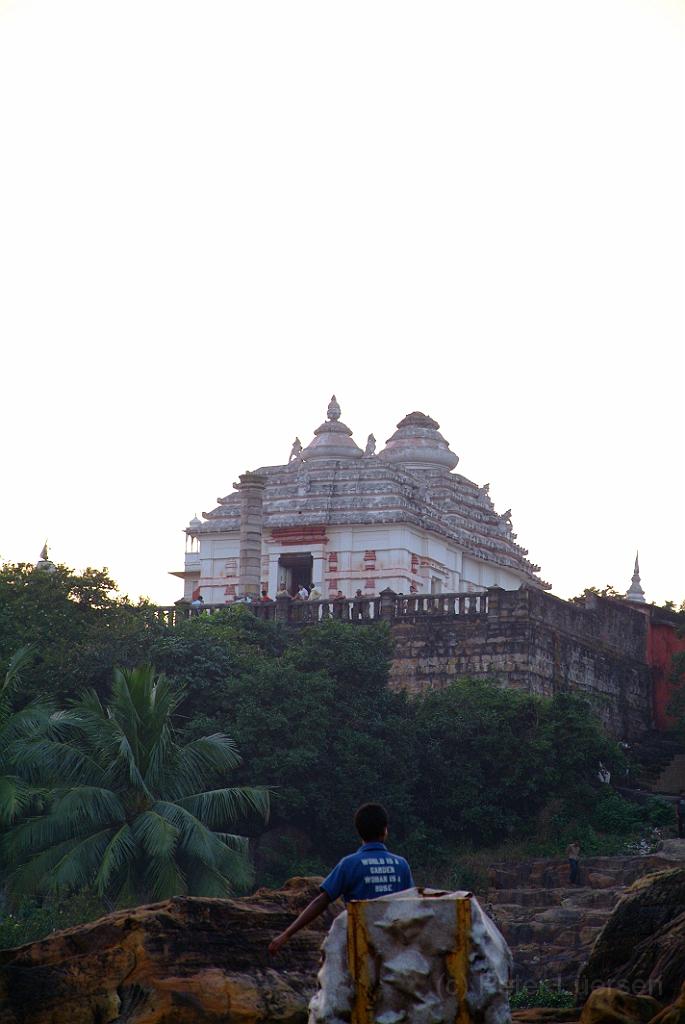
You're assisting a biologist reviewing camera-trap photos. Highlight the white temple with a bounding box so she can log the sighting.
[172,397,550,602]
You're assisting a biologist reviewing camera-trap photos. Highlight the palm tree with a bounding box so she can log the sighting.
[2,665,269,907]
[0,645,53,827]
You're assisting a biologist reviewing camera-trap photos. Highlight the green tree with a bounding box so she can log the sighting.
[1,665,269,907]
[149,604,288,722]
[179,619,418,873]
[411,680,619,847]
[570,585,623,604]
[0,562,164,703]
[0,646,53,826]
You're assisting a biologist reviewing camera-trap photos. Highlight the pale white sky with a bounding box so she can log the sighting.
[1,0,683,607]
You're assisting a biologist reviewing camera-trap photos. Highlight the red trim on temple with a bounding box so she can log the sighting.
[270,527,329,546]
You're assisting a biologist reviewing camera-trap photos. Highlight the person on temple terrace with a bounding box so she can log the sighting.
[268,803,414,956]
[567,840,581,885]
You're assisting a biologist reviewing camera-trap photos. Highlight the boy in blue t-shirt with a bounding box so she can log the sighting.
[268,803,414,956]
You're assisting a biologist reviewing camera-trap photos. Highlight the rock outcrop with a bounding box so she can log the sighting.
[0,877,336,1024]
[486,855,671,991]
[577,868,685,1007]
[577,988,662,1024]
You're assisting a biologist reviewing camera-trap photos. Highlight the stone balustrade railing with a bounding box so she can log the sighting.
[153,590,489,628]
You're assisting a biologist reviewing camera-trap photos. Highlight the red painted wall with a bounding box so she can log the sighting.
[648,619,685,730]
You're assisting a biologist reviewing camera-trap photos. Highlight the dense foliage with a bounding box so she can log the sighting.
[1,665,269,905]
[0,562,674,926]
[0,645,54,827]
[509,982,575,1010]
[0,562,163,702]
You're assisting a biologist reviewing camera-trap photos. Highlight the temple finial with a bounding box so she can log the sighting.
[35,540,56,574]
[327,395,341,421]
[625,550,646,604]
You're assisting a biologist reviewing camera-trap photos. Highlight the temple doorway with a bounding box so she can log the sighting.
[278,553,314,595]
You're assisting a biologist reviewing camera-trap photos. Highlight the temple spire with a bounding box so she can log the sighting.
[35,540,56,574]
[625,550,646,604]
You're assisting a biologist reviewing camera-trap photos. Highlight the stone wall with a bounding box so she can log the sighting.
[387,588,652,739]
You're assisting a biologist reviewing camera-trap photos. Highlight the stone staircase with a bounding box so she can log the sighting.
[485,854,670,990]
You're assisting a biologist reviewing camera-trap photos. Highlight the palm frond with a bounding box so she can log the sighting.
[142,855,188,901]
[215,832,250,855]
[0,702,56,773]
[47,827,117,893]
[4,836,93,898]
[131,810,179,859]
[1,645,37,699]
[0,774,33,826]
[176,786,270,828]
[1,805,92,862]
[7,741,108,786]
[183,862,235,898]
[168,735,243,798]
[113,727,151,796]
[210,842,254,891]
[52,786,126,829]
[143,723,174,792]
[154,800,254,892]
[153,800,226,870]
[8,738,108,786]
[93,824,137,897]
[0,699,55,740]
[111,666,144,728]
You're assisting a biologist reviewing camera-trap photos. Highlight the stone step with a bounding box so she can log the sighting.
[499,913,608,947]
[488,888,574,907]
[485,850,674,989]
[560,887,619,909]
[487,854,668,890]
[488,885,621,909]
[508,942,589,987]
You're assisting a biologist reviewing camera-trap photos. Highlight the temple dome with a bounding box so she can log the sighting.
[380,411,459,471]
[301,395,363,461]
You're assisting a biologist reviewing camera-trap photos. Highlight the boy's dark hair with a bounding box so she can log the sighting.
[355,803,388,841]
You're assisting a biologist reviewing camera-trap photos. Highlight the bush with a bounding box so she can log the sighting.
[410,681,620,847]
[0,892,102,950]
[509,980,575,1009]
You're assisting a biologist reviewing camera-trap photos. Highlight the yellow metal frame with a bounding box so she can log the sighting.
[446,897,472,1024]
[347,900,375,1024]
[347,896,472,1024]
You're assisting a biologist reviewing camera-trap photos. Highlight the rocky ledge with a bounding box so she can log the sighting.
[0,877,336,1024]
[486,850,684,991]
[579,865,685,1007]
[1,851,684,1024]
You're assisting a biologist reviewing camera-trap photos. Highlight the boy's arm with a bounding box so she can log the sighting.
[268,891,332,956]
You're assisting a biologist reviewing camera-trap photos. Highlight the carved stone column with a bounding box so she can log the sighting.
[236,472,266,599]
